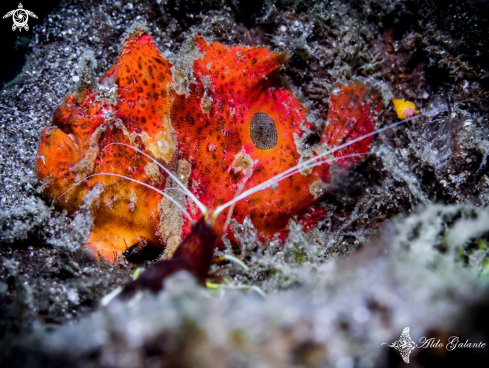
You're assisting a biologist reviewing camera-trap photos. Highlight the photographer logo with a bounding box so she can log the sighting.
[382,327,486,363]
[3,3,37,32]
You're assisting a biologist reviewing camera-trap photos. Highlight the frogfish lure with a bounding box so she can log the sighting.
[36,29,382,261]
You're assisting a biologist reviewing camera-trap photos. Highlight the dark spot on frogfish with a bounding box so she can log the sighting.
[250,112,278,150]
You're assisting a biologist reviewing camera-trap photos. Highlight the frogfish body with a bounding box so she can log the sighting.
[36,29,381,260]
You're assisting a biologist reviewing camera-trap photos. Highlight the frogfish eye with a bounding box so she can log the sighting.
[250,112,278,150]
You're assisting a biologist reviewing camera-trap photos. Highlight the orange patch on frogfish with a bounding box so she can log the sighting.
[36,29,382,261]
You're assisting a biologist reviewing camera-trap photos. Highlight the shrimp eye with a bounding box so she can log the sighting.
[250,112,278,150]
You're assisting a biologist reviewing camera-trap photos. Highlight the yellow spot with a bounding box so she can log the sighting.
[133,267,143,280]
[392,99,419,120]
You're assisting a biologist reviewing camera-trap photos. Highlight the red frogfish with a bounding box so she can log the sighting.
[36,29,381,261]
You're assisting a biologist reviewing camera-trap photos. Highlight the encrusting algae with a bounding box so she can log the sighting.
[36,29,382,261]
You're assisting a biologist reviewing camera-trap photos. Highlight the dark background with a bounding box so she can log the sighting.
[0,0,60,88]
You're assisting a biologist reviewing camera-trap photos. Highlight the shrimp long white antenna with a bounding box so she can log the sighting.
[212,106,447,220]
[102,142,208,215]
[56,172,194,222]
